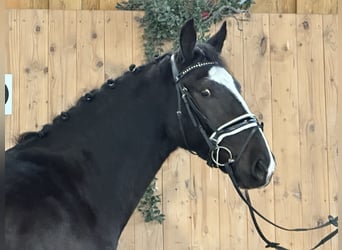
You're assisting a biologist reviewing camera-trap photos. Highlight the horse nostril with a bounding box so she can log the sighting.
[252,159,268,181]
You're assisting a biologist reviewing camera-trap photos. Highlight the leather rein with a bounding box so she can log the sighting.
[170,55,338,250]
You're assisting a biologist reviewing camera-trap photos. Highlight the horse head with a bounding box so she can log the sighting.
[169,19,275,189]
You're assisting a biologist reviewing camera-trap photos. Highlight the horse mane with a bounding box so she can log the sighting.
[15,53,172,147]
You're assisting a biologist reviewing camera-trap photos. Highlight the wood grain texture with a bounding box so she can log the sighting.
[104,10,132,80]
[48,10,77,118]
[190,156,220,250]
[163,149,192,250]
[251,0,296,13]
[6,0,22,9]
[19,10,49,133]
[337,4,342,250]
[82,0,99,10]
[296,14,330,250]
[49,0,82,10]
[7,0,49,9]
[322,15,338,250]
[76,10,104,94]
[297,0,338,14]
[5,0,338,13]
[5,10,20,149]
[100,0,119,10]
[269,13,303,249]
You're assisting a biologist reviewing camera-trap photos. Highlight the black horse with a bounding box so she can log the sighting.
[5,20,275,250]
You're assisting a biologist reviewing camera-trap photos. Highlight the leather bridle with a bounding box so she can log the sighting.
[171,55,262,168]
[170,55,338,250]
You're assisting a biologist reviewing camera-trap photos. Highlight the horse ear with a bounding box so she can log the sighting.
[179,19,197,62]
[207,21,227,53]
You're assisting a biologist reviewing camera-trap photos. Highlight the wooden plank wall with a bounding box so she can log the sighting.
[5,0,339,14]
[5,10,338,250]
[5,0,120,10]
[250,0,338,13]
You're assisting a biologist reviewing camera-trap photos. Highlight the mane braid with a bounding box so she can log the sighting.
[14,54,172,146]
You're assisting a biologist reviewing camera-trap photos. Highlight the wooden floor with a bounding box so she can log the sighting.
[5,11,338,250]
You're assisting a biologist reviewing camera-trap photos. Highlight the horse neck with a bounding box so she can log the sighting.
[26,60,177,243]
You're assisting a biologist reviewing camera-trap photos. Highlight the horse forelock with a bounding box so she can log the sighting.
[196,43,226,66]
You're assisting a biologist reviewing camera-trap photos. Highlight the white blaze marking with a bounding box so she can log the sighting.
[208,66,251,113]
[208,66,276,182]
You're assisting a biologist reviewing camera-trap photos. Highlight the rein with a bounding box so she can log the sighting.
[170,55,338,250]
[222,161,338,250]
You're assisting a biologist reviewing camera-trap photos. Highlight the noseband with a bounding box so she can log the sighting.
[170,55,338,250]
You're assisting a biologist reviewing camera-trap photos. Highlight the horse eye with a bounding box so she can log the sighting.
[200,89,211,97]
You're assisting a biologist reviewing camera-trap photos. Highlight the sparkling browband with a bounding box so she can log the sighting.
[171,54,218,83]
[177,61,217,82]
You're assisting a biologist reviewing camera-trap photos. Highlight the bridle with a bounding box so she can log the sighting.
[170,54,338,250]
[171,55,262,169]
